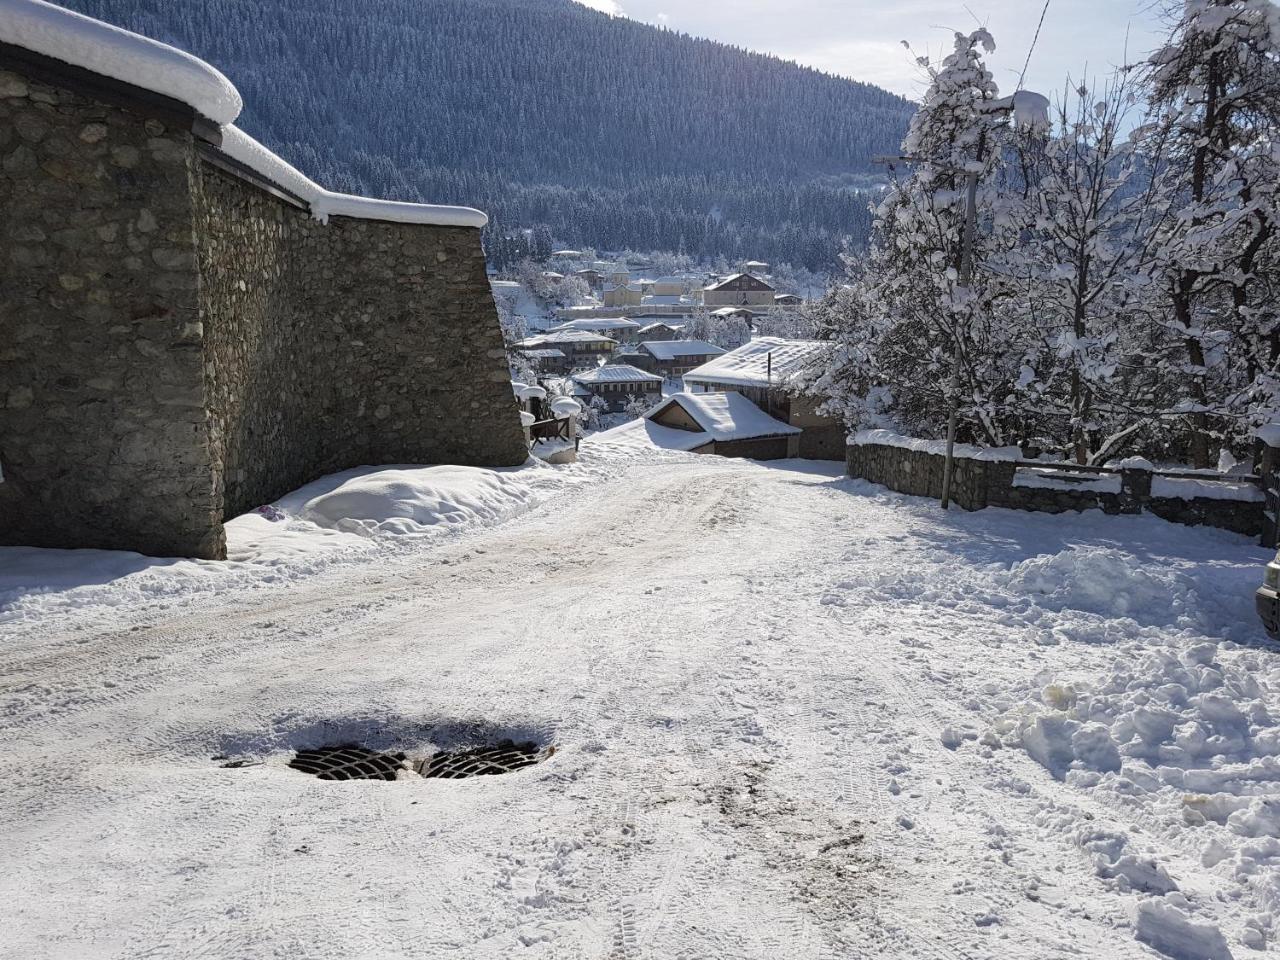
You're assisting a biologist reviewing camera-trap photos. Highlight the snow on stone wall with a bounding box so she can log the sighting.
[0,59,525,559]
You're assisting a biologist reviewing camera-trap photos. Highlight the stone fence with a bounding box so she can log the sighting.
[0,44,526,559]
[847,431,1266,540]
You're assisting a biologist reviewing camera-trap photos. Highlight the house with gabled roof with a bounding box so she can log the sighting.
[571,364,664,412]
[683,337,843,460]
[513,329,616,368]
[645,391,800,460]
[703,273,776,307]
[551,317,642,343]
[638,339,727,378]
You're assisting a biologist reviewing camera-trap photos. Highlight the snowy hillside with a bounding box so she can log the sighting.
[55,0,911,268]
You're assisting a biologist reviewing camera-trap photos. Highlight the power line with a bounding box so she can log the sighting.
[1017,0,1052,90]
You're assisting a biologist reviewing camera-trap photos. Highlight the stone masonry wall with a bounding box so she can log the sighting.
[191,164,527,522]
[848,442,1264,538]
[0,59,527,559]
[0,67,223,557]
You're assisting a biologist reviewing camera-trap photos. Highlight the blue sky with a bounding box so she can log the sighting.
[575,0,1167,101]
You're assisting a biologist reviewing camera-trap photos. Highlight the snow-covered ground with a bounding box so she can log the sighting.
[2,438,1277,959]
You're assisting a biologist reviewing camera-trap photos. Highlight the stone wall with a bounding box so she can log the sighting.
[0,65,224,557]
[0,57,526,560]
[192,163,526,522]
[848,441,1265,539]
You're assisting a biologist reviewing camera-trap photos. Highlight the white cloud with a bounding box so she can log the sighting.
[604,0,1165,101]
[574,0,627,15]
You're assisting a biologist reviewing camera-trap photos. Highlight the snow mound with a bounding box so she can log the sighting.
[1134,899,1232,960]
[1000,642,1280,950]
[999,546,1200,624]
[0,0,243,123]
[298,466,534,537]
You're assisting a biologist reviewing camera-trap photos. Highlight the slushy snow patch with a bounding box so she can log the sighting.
[0,0,243,123]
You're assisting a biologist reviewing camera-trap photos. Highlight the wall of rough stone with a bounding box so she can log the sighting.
[847,442,1265,538]
[0,57,526,559]
[191,163,527,522]
[0,67,224,557]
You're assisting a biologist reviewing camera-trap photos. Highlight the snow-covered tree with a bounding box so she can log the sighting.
[1141,0,1280,464]
[821,29,1023,444]
[1004,75,1170,463]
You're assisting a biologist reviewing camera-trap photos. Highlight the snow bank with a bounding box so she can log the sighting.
[291,466,533,537]
[219,126,487,228]
[0,0,243,123]
[997,641,1280,954]
[0,463,547,621]
[998,546,1201,623]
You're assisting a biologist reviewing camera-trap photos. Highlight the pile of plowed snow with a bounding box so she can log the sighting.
[994,642,1280,954]
[291,466,534,537]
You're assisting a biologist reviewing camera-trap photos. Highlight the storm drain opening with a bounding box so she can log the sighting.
[288,745,408,781]
[417,739,552,779]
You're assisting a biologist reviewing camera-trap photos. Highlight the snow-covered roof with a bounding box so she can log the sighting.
[641,340,726,361]
[710,307,762,318]
[683,337,828,388]
[516,330,617,347]
[0,0,243,124]
[515,348,566,359]
[641,295,695,306]
[572,364,663,385]
[0,2,487,229]
[704,273,775,292]
[638,322,684,333]
[649,391,799,441]
[551,317,641,332]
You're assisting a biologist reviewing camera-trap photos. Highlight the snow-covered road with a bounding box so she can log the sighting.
[2,456,1275,959]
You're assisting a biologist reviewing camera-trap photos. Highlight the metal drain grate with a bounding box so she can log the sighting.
[418,740,550,779]
[289,745,407,781]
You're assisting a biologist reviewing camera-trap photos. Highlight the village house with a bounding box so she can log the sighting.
[551,317,642,343]
[575,268,604,289]
[638,340,727,378]
[644,391,800,460]
[773,293,803,307]
[636,321,684,341]
[711,306,764,328]
[513,329,617,368]
[703,273,777,308]
[744,260,771,275]
[603,283,644,308]
[650,276,688,297]
[682,337,843,460]
[571,364,664,412]
[514,347,570,376]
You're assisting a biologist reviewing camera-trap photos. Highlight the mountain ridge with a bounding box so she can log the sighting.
[58,0,915,268]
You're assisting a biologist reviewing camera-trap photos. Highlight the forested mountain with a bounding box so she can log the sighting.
[62,0,915,269]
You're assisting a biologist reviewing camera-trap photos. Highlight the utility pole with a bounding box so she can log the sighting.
[871,86,1043,510]
[940,167,980,510]
[872,155,981,511]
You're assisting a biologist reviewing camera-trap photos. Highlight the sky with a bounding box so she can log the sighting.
[574,0,1168,102]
